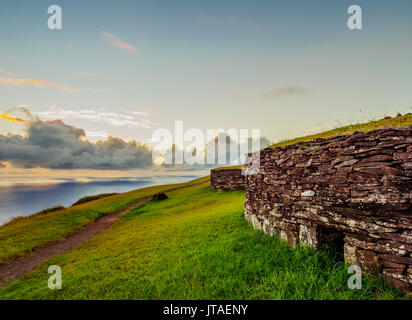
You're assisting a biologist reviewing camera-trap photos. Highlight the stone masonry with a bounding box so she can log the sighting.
[211,168,245,191]
[242,126,412,292]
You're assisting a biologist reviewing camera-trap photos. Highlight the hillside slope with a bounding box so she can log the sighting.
[214,113,412,171]
[269,113,412,149]
[0,177,210,264]
[1,114,411,299]
[0,182,407,299]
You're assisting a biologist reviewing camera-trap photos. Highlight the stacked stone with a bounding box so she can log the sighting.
[244,126,412,292]
[211,168,245,191]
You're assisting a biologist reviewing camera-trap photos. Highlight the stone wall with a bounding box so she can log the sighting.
[243,126,412,292]
[211,168,245,191]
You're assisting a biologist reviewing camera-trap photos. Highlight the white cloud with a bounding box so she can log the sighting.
[84,130,109,140]
[0,67,15,76]
[0,108,153,169]
[35,106,152,128]
[0,77,80,93]
[101,31,139,54]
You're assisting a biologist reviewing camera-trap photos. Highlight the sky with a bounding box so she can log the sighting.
[0,0,412,168]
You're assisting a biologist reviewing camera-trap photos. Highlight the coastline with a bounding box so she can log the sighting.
[0,173,206,225]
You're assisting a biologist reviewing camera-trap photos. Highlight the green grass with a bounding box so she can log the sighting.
[0,176,209,265]
[269,113,412,149]
[213,113,412,171]
[71,193,118,206]
[2,114,411,299]
[0,183,406,299]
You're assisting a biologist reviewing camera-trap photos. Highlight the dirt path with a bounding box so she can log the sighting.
[0,180,209,287]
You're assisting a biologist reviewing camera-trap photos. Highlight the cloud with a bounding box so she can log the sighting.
[265,86,309,98]
[0,107,153,169]
[0,67,14,76]
[2,105,36,122]
[1,107,270,171]
[156,132,272,169]
[35,106,152,128]
[0,77,80,93]
[101,31,139,54]
[121,109,151,117]
[84,130,109,139]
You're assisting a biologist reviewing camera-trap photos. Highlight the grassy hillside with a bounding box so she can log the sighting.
[0,182,407,299]
[0,176,209,264]
[1,114,411,299]
[213,113,412,171]
[269,113,412,149]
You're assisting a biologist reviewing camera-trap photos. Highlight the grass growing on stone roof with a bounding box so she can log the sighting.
[269,113,412,149]
[214,113,412,171]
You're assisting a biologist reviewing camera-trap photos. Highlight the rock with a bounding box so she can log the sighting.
[356,250,381,273]
[335,159,358,168]
[242,126,412,293]
[394,152,412,161]
[381,231,412,244]
[301,190,315,197]
[299,224,320,249]
[151,192,168,201]
[353,166,402,176]
[344,245,381,273]
[401,162,412,169]
[380,259,405,269]
[350,190,369,198]
[280,229,297,247]
[359,155,393,163]
[210,168,245,191]
[331,156,354,166]
[378,254,412,265]
[251,215,262,231]
[344,243,358,266]
[376,240,412,255]
[382,273,412,293]
[263,219,277,236]
[344,235,377,251]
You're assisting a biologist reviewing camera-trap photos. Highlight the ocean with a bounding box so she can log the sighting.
[0,174,203,225]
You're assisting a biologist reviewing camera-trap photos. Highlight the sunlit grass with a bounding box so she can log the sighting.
[0,184,406,299]
[1,114,411,299]
[0,176,209,264]
[269,113,412,149]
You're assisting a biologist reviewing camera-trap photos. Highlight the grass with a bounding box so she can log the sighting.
[71,193,118,206]
[213,113,412,171]
[0,176,209,265]
[1,114,411,299]
[0,183,406,299]
[269,113,412,149]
